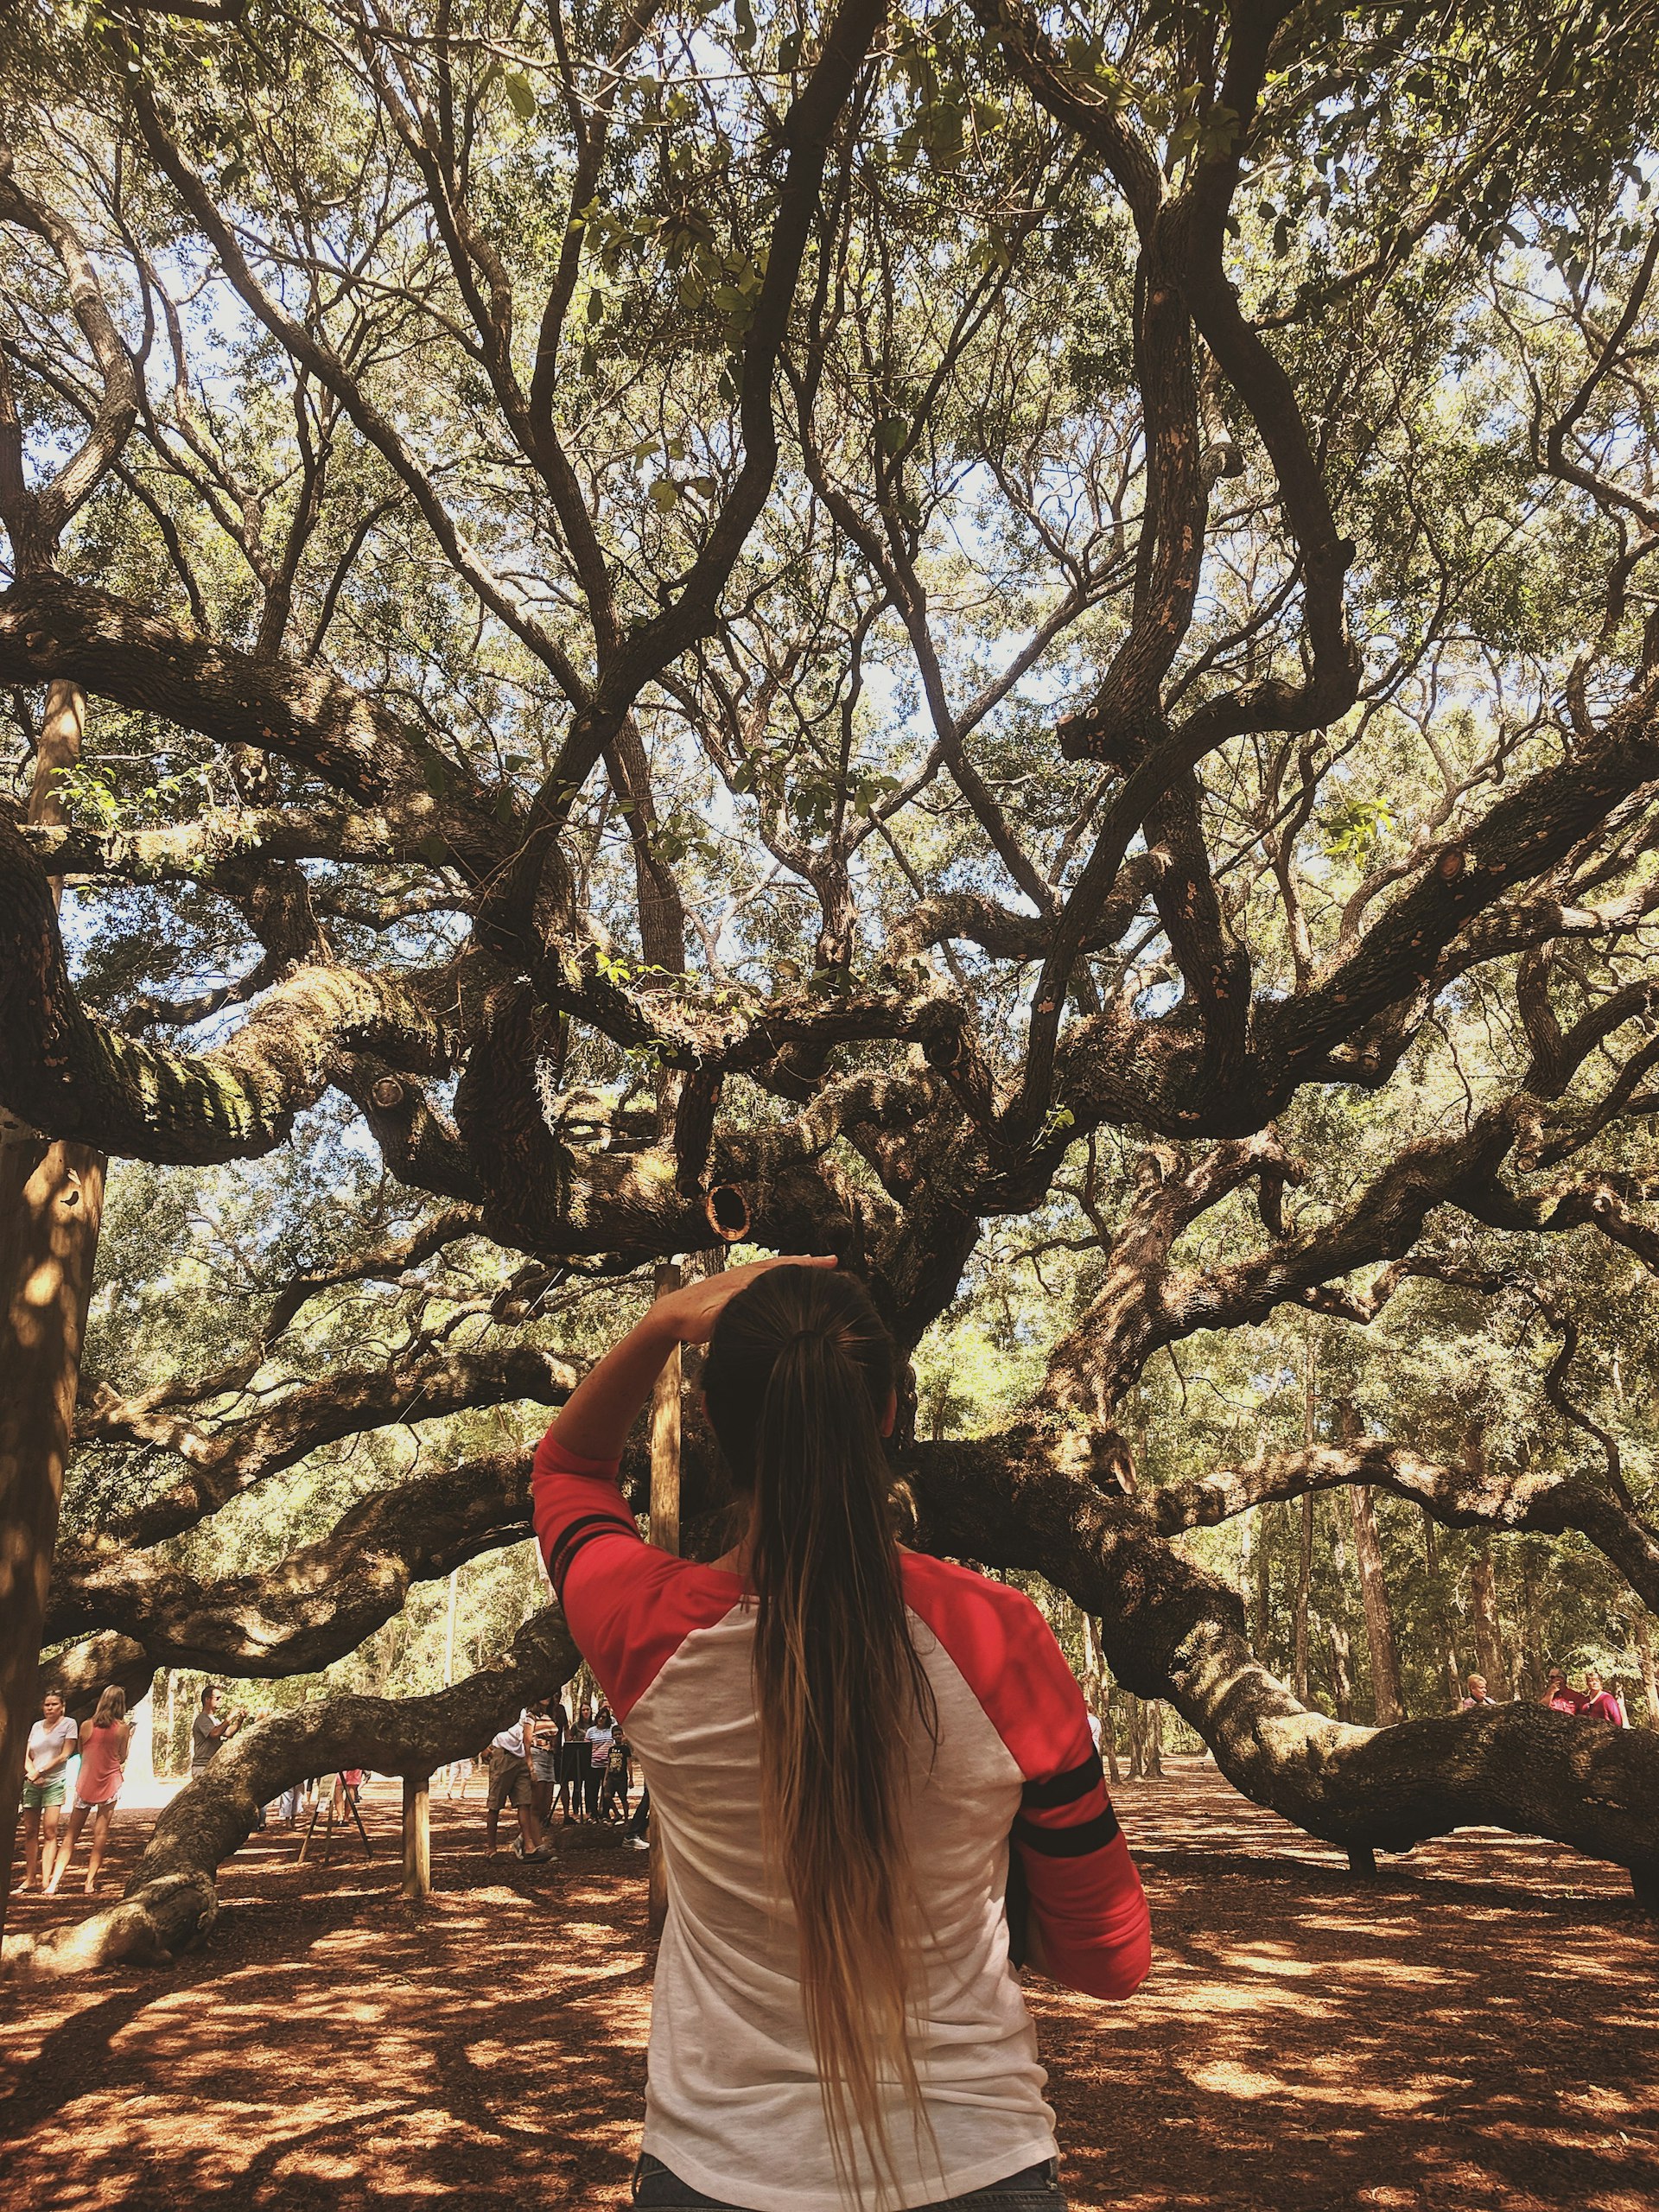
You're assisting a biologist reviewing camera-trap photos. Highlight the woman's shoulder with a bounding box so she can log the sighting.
[898,1549,1058,1653]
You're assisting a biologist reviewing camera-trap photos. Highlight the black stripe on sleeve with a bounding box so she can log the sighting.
[1013,1806,1122,1857]
[548,1510,636,1592]
[1021,1750,1104,1811]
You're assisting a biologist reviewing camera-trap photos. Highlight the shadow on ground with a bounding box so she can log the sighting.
[3,1758,1656,2209]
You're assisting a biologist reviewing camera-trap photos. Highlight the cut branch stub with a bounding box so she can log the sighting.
[703,1184,751,1242]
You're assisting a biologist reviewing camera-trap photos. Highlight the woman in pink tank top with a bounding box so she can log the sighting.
[52,1684,132,1897]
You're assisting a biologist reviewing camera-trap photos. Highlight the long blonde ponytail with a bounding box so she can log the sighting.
[702,1266,937,2202]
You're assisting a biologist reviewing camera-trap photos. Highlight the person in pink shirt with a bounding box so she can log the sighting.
[1579,1669,1627,1726]
[53,1684,130,1896]
[1541,1668,1584,1714]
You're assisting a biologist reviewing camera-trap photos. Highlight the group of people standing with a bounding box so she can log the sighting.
[18,1685,132,1896]
[1457,1666,1631,1723]
[480,1694,643,1862]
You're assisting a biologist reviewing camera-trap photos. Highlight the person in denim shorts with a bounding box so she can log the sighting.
[21,1688,79,1892]
[531,1259,1152,2212]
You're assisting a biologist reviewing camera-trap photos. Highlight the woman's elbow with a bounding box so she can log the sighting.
[1073,1923,1153,2002]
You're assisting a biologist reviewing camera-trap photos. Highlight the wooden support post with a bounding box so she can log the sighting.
[648,1262,682,1937]
[403,1774,431,1901]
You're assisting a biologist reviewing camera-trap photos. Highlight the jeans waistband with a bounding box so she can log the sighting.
[631,2152,1066,2209]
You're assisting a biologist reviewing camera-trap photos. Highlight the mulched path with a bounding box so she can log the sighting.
[3,1757,1656,2210]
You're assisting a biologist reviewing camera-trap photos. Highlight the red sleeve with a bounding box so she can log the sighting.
[530,1425,741,1724]
[902,1556,1151,2003]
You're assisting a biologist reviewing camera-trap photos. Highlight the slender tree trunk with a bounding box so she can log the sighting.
[1294,1325,1315,1700]
[1421,1510,1463,1709]
[402,1774,430,1902]
[1145,1700,1164,1778]
[1470,1534,1507,1699]
[1253,1507,1272,1658]
[1636,1613,1659,1729]
[443,1567,459,1688]
[1126,1694,1147,1779]
[0,683,109,1945]
[1327,1619,1355,1725]
[1099,1675,1122,1783]
[1335,1402,1403,1724]
[1237,1501,1254,1613]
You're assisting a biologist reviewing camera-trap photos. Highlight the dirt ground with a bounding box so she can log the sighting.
[2,1756,1656,2211]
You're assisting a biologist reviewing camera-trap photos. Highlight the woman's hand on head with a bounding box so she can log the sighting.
[654,1254,836,1344]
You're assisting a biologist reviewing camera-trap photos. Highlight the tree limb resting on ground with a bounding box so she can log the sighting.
[1,1605,579,1981]
[899,1431,1659,1897]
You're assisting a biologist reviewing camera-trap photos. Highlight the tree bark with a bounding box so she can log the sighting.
[1327,1618,1355,1724]
[0,681,107,1948]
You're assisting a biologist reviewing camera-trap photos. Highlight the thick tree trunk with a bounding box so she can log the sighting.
[2,1605,577,1980]
[0,682,107,1946]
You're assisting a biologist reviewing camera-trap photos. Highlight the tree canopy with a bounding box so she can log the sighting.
[6,0,1659,1960]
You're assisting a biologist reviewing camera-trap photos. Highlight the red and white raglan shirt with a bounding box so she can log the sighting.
[533,1428,1151,2212]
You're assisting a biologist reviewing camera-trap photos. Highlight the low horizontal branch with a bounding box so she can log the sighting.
[1152,1438,1659,1614]
[88,1343,582,1548]
[49,1452,535,1673]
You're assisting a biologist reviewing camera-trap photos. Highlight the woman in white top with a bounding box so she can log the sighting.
[20,1688,79,1892]
[531,1257,1151,2211]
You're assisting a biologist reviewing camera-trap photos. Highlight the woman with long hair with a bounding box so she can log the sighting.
[53,1684,130,1895]
[532,1257,1149,2211]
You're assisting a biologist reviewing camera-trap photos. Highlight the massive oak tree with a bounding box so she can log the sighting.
[6,0,1659,1962]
